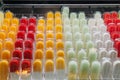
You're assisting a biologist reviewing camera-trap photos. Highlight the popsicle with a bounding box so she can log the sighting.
[29,16,36,25]
[103,12,111,19]
[88,18,96,27]
[101,59,112,79]
[86,41,94,53]
[15,39,23,49]
[24,40,33,49]
[5,11,13,19]
[64,32,72,41]
[0,31,6,41]
[90,61,101,80]
[19,23,27,32]
[47,11,54,19]
[63,18,70,26]
[79,59,90,80]
[2,24,9,33]
[24,49,33,59]
[72,25,80,34]
[4,39,14,52]
[37,24,44,32]
[56,57,65,80]
[46,40,54,49]
[8,31,16,42]
[95,40,103,49]
[20,17,28,25]
[64,25,71,32]
[55,18,62,25]
[105,40,114,50]
[55,11,61,18]
[10,59,20,80]
[73,32,81,42]
[36,41,44,50]
[0,60,9,80]
[68,60,77,80]
[56,32,63,40]
[79,19,87,31]
[36,32,44,40]
[70,12,77,23]
[21,59,31,80]
[46,25,53,31]
[28,23,35,33]
[45,60,54,80]
[67,49,76,62]
[108,49,117,60]
[27,31,35,41]
[38,18,45,25]
[94,11,101,19]
[55,25,62,32]
[11,17,19,26]
[62,6,69,14]
[32,59,42,80]
[113,60,120,80]
[56,41,64,50]
[3,18,10,27]
[77,49,86,63]
[46,19,54,26]
[111,11,118,19]
[17,31,25,40]
[45,49,54,60]
[10,25,17,33]
[34,49,43,60]
[98,48,107,60]
[12,49,22,60]
[62,13,69,21]
[56,50,65,58]
[65,41,73,53]
[72,18,79,26]
[79,12,85,19]
[46,32,54,39]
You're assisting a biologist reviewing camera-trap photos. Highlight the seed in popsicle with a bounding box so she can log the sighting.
[34,49,43,60]
[36,41,44,50]
[24,49,33,59]
[46,49,54,60]
[1,50,11,61]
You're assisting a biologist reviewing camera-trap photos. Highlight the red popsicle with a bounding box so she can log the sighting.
[111,11,118,19]
[22,59,31,73]
[103,12,111,19]
[111,32,120,41]
[12,50,22,60]
[24,39,33,49]
[20,17,28,25]
[114,39,120,57]
[104,19,112,25]
[17,31,25,40]
[15,39,23,49]
[24,49,32,59]
[19,23,27,32]
[10,59,20,72]
[107,23,117,34]
[29,16,36,25]
[27,31,35,41]
[117,23,120,31]
[28,23,35,33]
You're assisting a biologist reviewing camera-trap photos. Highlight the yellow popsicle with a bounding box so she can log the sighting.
[47,19,54,26]
[56,57,65,70]
[55,18,62,25]
[45,60,54,72]
[4,39,14,52]
[37,24,44,32]
[46,25,53,31]
[46,32,54,39]
[46,40,54,48]
[3,18,10,26]
[36,32,44,41]
[34,49,43,60]
[47,11,54,19]
[56,50,65,58]
[56,41,64,50]
[56,32,63,40]
[8,31,16,42]
[5,11,13,19]
[0,60,9,80]
[0,31,6,41]
[2,24,9,33]
[36,41,44,50]
[55,25,62,32]
[46,49,54,60]
[38,18,45,25]
[10,25,17,33]
[1,50,11,61]
[33,59,42,72]
[55,11,61,18]
[11,17,19,26]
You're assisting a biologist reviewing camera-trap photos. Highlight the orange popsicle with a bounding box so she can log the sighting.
[0,41,3,57]
[34,49,43,60]
[55,25,62,32]
[5,11,13,19]
[56,50,65,58]
[37,24,44,32]
[1,50,11,61]
[46,49,54,60]
[55,11,61,18]
[0,60,9,80]
[46,40,54,49]
[0,31,6,41]
[47,11,54,19]
[47,19,54,26]
[4,39,14,52]
[45,60,54,72]
[2,24,9,33]
[36,41,44,50]
[8,31,16,42]
[38,18,45,25]
[46,32,54,39]
[10,25,17,33]
[56,57,65,70]
[56,32,63,40]
[3,18,10,26]
[11,17,19,26]
[33,59,42,72]
[55,18,62,25]
[56,41,64,50]
[46,25,53,31]
[36,32,44,41]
